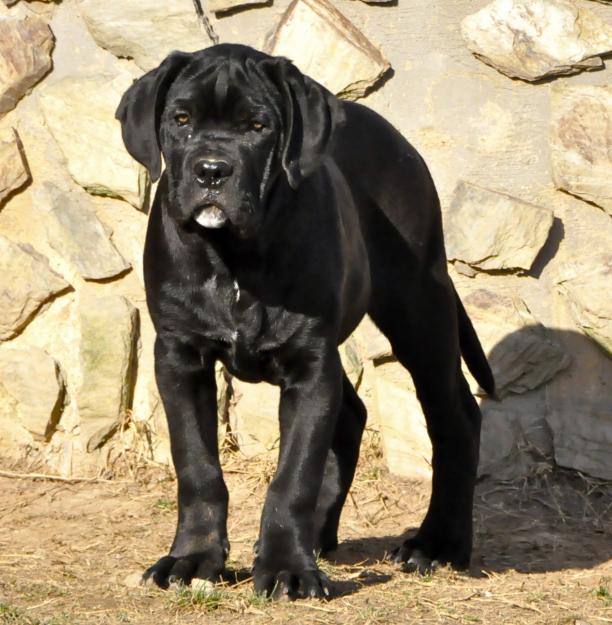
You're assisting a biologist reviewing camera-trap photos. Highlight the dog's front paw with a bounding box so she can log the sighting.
[252,558,331,600]
[142,549,225,589]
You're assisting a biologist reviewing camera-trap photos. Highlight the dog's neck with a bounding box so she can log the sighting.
[170,174,300,294]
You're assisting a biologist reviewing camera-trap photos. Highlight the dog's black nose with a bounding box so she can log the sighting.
[194,159,233,186]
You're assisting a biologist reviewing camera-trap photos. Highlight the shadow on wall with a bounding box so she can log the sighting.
[476,326,611,483]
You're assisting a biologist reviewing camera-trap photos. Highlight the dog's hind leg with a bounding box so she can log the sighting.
[314,372,367,556]
[365,217,482,571]
[370,278,481,571]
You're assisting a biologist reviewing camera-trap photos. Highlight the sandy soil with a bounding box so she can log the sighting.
[1,436,611,625]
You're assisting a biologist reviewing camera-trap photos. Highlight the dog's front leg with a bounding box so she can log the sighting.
[253,345,343,599]
[143,336,229,588]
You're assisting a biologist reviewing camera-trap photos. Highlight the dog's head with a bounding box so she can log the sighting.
[116,44,345,238]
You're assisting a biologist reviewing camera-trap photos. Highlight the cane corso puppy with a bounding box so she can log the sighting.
[116,44,495,600]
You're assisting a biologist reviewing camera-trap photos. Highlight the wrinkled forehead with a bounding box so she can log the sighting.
[166,55,276,117]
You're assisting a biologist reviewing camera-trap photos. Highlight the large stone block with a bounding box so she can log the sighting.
[340,335,363,388]
[0,235,70,340]
[77,295,139,452]
[548,409,612,479]
[550,84,612,215]
[461,0,612,81]
[35,183,130,281]
[0,128,29,205]
[0,15,54,115]
[38,73,148,209]
[0,346,65,439]
[478,402,544,479]
[264,0,391,99]
[0,381,35,461]
[556,254,612,355]
[351,315,392,362]
[546,312,612,480]
[373,360,432,480]
[79,0,212,71]
[444,181,553,273]
[228,379,280,457]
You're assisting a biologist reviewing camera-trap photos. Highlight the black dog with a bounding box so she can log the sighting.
[116,44,494,600]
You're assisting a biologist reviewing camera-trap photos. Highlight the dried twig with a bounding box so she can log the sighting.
[0,468,128,483]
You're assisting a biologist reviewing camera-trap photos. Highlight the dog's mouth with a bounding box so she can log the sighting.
[193,203,228,229]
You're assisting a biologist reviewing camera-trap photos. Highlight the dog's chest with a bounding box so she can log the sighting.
[170,276,294,383]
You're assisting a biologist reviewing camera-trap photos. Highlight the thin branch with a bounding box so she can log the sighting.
[0,468,129,484]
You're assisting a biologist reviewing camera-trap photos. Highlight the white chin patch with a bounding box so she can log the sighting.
[194,205,228,228]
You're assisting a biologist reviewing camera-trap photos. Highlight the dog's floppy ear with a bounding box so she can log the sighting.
[262,58,346,189]
[115,51,192,182]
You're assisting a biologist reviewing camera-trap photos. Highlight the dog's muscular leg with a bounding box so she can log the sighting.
[314,373,367,555]
[143,337,229,588]
[370,276,481,573]
[253,345,343,599]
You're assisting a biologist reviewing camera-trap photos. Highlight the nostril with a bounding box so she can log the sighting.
[194,159,233,185]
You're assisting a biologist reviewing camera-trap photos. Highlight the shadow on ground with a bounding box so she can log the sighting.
[325,466,611,579]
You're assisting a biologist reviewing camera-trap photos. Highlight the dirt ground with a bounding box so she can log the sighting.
[1,432,611,625]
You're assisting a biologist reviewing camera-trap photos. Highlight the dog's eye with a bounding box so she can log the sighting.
[175,113,190,126]
[250,121,265,131]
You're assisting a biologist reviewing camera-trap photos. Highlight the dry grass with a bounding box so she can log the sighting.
[0,434,611,625]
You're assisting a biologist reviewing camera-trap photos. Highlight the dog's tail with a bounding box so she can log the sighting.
[454,288,497,399]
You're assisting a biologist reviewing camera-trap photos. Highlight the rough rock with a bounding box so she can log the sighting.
[462,287,571,397]
[0,15,54,115]
[92,196,147,286]
[39,73,148,209]
[0,381,35,461]
[550,84,612,215]
[209,0,267,12]
[461,0,612,82]
[228,380,280,457]
[373,360,432,480]
[444,181,553,273]
[478,402,545,478]
[548,409,612,479]
[0,235,70,340]
[77,295,139,452]
[556,254,612,355]
[340,336,363,388]
[36,183,130,281]
[0,346,65,439]
[545,322,612,479]
[264,0,391,99]
[352,315,392,362]
[79,0,212,71]
[0,128,29,204]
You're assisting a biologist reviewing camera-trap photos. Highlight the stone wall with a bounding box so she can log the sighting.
[0,0,610,479]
